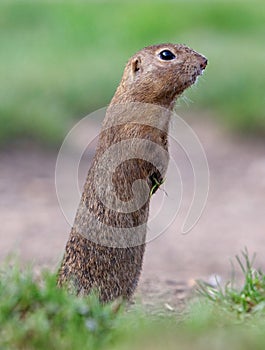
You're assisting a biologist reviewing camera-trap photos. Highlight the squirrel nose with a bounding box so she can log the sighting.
[200,57,208,70]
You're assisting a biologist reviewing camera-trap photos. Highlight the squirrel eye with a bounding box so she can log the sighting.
[159,50,176,61]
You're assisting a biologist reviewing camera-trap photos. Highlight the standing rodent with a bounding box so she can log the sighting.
[57,43,207,302]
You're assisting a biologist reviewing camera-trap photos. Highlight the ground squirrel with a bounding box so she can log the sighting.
[57,43,207,302]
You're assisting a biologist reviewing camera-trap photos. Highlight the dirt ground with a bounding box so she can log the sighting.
[1,113,265,309]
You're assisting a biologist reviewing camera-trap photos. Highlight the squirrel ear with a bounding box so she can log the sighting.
[131,57,142,75]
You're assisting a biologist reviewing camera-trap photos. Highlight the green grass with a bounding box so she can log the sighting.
[0,265,119,349]
[1,1,265,146]
[197,248,265,317]
[2,250,265,349]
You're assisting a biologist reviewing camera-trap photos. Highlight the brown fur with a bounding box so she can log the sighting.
[57,43,207,302]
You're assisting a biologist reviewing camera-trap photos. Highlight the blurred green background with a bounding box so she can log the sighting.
[1,1,265,146]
